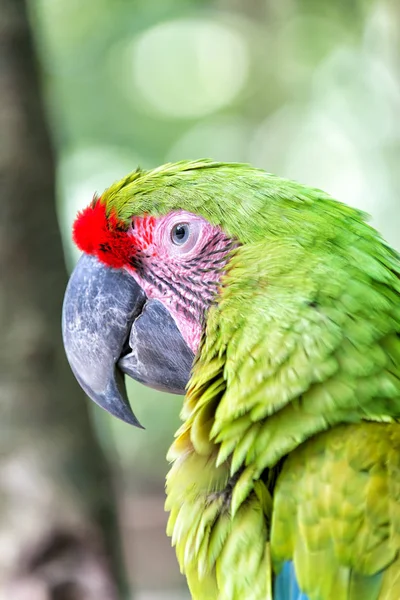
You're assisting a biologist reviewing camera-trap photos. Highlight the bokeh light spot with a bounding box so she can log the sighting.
[129,18,249,118]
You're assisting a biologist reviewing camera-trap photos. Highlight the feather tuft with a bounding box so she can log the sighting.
[72,198,135,268]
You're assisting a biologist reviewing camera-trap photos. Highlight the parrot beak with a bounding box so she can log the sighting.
[62,254,194,426]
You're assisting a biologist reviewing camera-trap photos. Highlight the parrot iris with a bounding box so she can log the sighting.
[62,160,400,600]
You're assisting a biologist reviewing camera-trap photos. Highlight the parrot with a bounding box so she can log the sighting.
[62,159,400,600]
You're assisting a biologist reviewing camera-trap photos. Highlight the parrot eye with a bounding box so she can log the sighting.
[171,223,190,245]
[160,212,203,255]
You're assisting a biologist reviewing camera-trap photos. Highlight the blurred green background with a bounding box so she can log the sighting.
[28,0,400,597]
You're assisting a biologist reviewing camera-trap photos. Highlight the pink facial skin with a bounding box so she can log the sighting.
[124,210,235,354]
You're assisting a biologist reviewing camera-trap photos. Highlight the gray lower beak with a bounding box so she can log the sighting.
[62,254,194,426]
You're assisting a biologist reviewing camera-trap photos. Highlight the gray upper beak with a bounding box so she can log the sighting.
[62,254,194,426]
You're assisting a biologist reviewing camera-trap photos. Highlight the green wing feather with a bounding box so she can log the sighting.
[272,423,400,600]
[103,160,400,599]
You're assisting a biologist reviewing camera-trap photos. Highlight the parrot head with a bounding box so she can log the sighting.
[62,161,239,426]
[62,158,355,427]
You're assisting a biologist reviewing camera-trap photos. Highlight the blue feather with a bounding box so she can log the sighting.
[274,561,309,600]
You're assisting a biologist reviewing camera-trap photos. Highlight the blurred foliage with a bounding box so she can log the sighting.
[28,0,400,487]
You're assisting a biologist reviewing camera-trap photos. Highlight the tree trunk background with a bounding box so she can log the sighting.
[0,0,126,598]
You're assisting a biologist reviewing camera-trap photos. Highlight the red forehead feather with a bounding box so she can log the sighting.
[72,200,135,268]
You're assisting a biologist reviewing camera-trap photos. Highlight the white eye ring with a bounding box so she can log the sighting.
[171,223,190,245]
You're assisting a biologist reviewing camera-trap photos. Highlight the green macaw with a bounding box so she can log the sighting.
[62,160,400,600]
